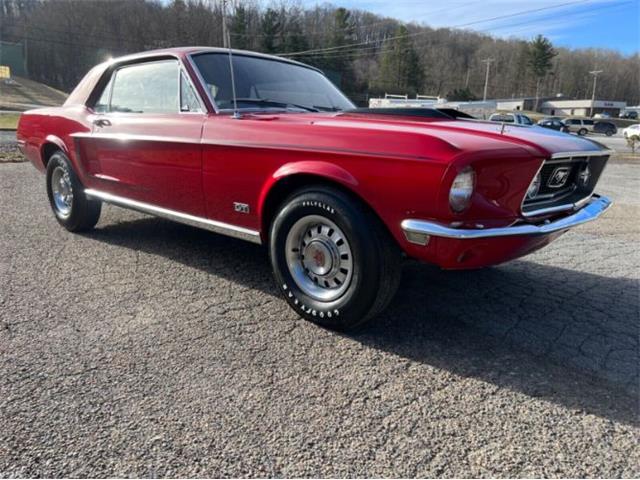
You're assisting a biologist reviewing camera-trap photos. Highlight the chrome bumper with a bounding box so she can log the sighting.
[401,194,612,243]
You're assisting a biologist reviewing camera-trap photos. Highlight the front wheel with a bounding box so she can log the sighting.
[605,130,614,137]
[46,151,101,232]
[269,186,401,330]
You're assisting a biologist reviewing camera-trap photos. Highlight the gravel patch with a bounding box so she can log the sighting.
[0,161,638,478]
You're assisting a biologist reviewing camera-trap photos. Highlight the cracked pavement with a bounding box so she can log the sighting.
[1,160,638,477]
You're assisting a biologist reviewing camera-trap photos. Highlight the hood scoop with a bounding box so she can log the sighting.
[344,107,477,121]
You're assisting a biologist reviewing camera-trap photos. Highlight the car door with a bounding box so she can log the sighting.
[80,58,207,217]
[583,119,595,132]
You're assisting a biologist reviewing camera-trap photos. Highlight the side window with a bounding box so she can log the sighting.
[109,60,179,114]
[583,120,594,126]
[94,76,113,114]
[180,72,201,112]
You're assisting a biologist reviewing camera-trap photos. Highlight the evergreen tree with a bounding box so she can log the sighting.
[375,25,423,95]
[260,8,281,54]
[284,17,309,57]
[231,5,249,50]
[527,35,557,107]
[320,7,351,73]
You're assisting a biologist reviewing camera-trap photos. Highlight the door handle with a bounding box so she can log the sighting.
[93,118,112,127]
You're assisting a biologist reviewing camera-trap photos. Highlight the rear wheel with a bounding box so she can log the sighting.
[605,129,614,137]
[46,151,101,232]
[578,128,588,136]
[269,186,401,330]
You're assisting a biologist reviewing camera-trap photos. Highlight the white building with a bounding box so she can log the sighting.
[368,94,445,109]
[540,99,627,117]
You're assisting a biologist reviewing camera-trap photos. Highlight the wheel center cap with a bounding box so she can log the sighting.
[303,240,333,276]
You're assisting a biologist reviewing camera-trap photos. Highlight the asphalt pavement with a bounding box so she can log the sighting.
[0,157,638,477]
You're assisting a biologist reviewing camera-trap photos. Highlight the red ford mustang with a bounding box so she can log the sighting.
[17,47,612,329]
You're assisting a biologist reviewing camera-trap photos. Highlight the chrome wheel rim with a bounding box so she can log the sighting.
[51,165,73,218]
[285,215,353,302]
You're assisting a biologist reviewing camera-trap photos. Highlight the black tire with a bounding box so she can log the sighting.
[46,151,101,232]
[578,128,588,136]
[269,186,401,330]
[605,129,614,137]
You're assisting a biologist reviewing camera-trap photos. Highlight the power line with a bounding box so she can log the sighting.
[279,0,633,62]
[279,0,593,57]
[229,1,476,39]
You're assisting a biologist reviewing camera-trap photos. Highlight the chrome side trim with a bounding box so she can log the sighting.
[84,189,261,244]
[401,194,612,241]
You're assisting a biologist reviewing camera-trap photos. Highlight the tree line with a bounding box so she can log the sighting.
[1,0,638,106]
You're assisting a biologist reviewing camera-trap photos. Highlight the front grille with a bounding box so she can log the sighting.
[522,154,609,216]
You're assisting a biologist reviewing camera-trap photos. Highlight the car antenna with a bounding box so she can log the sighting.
[222,0,240,119]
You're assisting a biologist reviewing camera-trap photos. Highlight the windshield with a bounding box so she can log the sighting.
[191,53,355,113]
[520,115,533,125]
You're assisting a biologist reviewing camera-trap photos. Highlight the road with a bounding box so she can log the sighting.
[0,130,17,144]
[590,130,636,155]
[0,159,638,477]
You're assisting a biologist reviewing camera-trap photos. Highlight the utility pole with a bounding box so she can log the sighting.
[589,70,603,117]
[482,58,494,102]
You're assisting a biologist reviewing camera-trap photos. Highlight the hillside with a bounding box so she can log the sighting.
[0,76,67,111]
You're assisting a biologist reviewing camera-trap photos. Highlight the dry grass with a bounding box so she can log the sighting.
[0,113,20,130]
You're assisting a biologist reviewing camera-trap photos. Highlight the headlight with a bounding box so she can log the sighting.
[449,167,475,213]
[526,171,542,199]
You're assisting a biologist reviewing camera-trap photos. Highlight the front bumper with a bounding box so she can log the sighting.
[401,194,612,242]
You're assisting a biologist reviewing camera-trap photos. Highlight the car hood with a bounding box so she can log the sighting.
[331,112,610,158]
[217,111,610,163]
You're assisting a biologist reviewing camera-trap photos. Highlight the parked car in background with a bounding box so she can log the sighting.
[563,118,596,135]
[537,118,568,132]
[619,110,638,119]
[593,112,611,119]
[16,47,613,330]
[488,112,534,126]
[593,121,617,136]
[622,124,640,138]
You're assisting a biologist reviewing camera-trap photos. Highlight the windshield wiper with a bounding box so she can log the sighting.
[312,105,343,112]
[229,98,320,112]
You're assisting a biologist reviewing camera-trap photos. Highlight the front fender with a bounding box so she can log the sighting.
[257,160,359,221]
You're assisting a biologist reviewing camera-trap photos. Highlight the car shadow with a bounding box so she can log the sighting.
[86,214,639,426]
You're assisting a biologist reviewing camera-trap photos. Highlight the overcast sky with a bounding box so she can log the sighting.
[292,0,639,55]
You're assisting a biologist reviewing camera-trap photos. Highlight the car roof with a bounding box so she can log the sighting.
[105,46,321,73]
